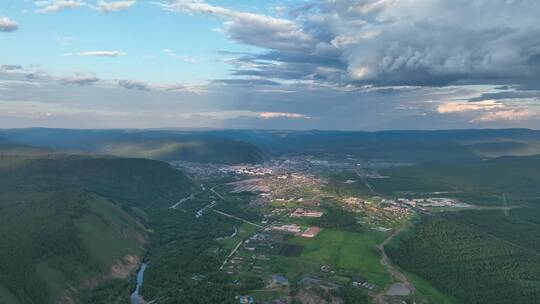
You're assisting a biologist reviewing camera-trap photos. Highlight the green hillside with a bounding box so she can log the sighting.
[368,155,540,205]
[206,128,540,161]
[386,210,540,304]
[6,128,540,164]
[100,138,264,164]
[0,145,196,304]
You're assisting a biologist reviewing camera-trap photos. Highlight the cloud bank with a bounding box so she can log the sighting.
[2,1,540,129]
[34,0,136,13]
[77,51,126,57]
[158,0,540,88]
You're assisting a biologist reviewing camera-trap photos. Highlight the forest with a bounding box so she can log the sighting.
[0,146,196,304]
[386,209,540,304]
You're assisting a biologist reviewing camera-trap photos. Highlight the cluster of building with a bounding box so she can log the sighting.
[397,197,469,209]
[342,196,364,207]
[290,208,324,218]
[238,295,254,304]
[227,178,271,193]
[381,204,412,218]
[268,224,302,234]
[267,224,322,238]
[301,226,322,238]
[352,281,377,290]
[220,165,273,176]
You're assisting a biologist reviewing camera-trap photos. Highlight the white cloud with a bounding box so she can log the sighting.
[259,112,309,119]
[160,0,540,88]
[437,100,504,114]
[35,0,86,13]
[96,0,137,12]
[162,49,198,63]
[156,0,316,52]
[78,51,126,57]
[473,109,538,122]
[437,98,539,123]
[178,110,309,120]
[56,35,77,46]
[0,17,19,32]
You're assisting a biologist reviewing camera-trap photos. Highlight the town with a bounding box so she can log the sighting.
[171,155,470,303]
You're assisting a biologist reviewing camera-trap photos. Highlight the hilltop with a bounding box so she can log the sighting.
[0,129,265,164]
[0,145,196,304]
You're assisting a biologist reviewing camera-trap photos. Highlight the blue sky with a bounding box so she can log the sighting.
[1,0,540,130]
[2,1,264,82]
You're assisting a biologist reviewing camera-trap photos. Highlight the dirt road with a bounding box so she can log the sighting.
[374,226,417,304]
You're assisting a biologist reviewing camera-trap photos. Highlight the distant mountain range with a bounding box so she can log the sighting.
[204,128,540,161]
[0,128,265,164]
[3,128,540,164]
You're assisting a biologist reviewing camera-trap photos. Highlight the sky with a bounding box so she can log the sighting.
[1,0,540,130]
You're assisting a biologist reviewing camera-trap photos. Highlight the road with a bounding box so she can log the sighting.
[356,171,379,195]
[196,201,216,218]
[170,193,196,209]
[212,209,264,228]
[210,186,226,200]
[219,240,243,270]
[374,226,418,304]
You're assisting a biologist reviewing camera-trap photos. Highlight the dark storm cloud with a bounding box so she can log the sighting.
[469,91,540,102]
[3,1,540,130]
[160,0,540,88]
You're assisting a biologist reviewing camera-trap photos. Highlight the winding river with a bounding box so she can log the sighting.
[130,263,147,304]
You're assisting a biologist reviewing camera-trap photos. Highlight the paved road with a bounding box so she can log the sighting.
[210,186,226,200]
[170,193,196,209]
[212,209,264,228]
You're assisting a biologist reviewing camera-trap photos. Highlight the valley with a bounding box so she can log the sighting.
[2,129,540,304]
[4,1,540,303]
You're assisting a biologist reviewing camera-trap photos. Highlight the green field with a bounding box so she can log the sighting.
[219,223,258,251]
[289,229,391,287]
[405,272,457,304]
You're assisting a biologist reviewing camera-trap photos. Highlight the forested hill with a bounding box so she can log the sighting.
[5,128,540,164]
[0,145,196,304]
[371,154,540,204]
[0,128,264,164]
[205,128,540,162]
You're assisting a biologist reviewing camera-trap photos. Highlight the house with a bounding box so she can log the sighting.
[269,224,302,233]
[301,226,322,238]
[238,296,254,304]
[271,274,289,285]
